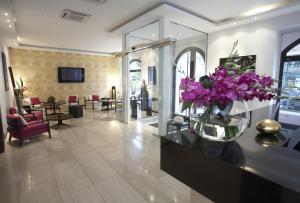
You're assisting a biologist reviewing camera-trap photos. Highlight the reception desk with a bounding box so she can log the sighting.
[161,106,300,203]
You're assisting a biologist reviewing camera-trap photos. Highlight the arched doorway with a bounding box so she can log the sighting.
[173,47,206,115]
[278,38,300,126]
[129,59,142,97]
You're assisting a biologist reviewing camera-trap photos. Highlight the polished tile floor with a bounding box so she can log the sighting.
[0,110,212,203]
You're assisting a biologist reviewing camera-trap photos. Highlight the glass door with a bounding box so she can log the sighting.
[127,48,160,134]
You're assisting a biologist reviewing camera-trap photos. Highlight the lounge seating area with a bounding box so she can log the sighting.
[1,0,300,202]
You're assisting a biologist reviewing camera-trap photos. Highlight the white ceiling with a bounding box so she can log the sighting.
[0,0,17,47]
[4,0,300,53]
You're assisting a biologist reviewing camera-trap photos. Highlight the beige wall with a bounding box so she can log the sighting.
[9,48,116,101]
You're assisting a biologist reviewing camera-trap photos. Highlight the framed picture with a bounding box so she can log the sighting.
[219,55,256,73]
[1,52,9,91]
[148,66,157,85]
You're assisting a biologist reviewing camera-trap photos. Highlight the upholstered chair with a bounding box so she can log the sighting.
[9,107,44,123]
[92,95,101,110]
[7,114,51,146]
[67,96,79,106]
[30,97,43,108]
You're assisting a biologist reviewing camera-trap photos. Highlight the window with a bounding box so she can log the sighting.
[278,38,300,126]
[129,59,142,97]
[173,47,206,115]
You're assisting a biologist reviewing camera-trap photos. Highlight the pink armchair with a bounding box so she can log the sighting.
[68,96,79,106]
[92,95,100,110]
[7,114,51,146]
[30,97,43,108]
[9,107,43,123]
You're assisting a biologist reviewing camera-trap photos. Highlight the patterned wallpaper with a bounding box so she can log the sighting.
[9,48,116,101]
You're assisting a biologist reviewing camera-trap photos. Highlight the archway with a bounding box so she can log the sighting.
[173,47,206,115]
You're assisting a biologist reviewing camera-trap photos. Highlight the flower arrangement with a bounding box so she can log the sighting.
[179,40,279,141]
[180,66,275,111]
[180,41,276,112]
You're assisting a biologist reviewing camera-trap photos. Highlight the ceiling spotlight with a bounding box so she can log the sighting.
[6,19,10,22]
[8,25,12,28]
[233,22,237,25]
[254,16,258,20]
[151,33,155,37]
[4,12,8,16]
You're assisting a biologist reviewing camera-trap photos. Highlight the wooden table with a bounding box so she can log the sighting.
[47,113,73,129]
[100,98,114,111]
[43,101,66,115]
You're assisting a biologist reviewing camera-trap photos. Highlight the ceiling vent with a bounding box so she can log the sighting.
[83,0,107,4]
[61,9,91,22]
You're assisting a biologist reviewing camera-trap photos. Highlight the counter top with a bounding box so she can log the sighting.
[161,106,300,202]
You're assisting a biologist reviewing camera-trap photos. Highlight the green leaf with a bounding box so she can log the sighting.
[182,101,193,112]
[199,75,213,89]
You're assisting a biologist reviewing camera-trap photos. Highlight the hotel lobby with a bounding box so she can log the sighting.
[1,0,300,202]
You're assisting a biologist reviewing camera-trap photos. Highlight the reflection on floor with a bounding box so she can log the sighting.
[0,109,212,203]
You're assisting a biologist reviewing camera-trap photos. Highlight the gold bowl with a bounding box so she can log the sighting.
[256,119,282,134]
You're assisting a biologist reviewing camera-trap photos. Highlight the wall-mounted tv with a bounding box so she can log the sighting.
[58,67,85,83]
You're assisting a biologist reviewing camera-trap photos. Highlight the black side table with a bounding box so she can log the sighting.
[68,105,83,118]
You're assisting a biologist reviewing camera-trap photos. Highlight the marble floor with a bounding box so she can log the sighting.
[0,109,212,203]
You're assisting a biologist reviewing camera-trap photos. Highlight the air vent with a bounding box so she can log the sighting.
[61,9,91,22]
[83,0,107,4]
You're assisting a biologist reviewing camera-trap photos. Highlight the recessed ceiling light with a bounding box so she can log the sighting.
[6,19,10,22]
[233,22,237,25]
[151,33,155,37]
[254,16,258,20]
[17,36,20,41]
[8,25,12,28]
[4,12,8,16]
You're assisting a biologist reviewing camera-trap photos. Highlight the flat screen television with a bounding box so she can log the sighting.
[58,67,85,83]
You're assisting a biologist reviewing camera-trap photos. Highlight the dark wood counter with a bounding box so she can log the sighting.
[161,106,300,203]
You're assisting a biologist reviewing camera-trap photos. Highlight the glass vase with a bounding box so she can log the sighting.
[191,100,250,142]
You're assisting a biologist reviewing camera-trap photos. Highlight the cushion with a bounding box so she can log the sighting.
[23,98,31,105]
[13,114,28,127]
[21,108,27,114]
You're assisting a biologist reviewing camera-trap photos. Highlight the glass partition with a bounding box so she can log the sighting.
[123,21,174,136]
[168,22,208,117]
[126,21,159,48]
[115,56,127,123]
[119,20,206,135]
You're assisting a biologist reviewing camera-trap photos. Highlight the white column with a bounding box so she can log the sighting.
[120,34,129,124]
[158,18,174,136]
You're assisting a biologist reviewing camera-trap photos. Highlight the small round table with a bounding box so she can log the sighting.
[47,114,73,129]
